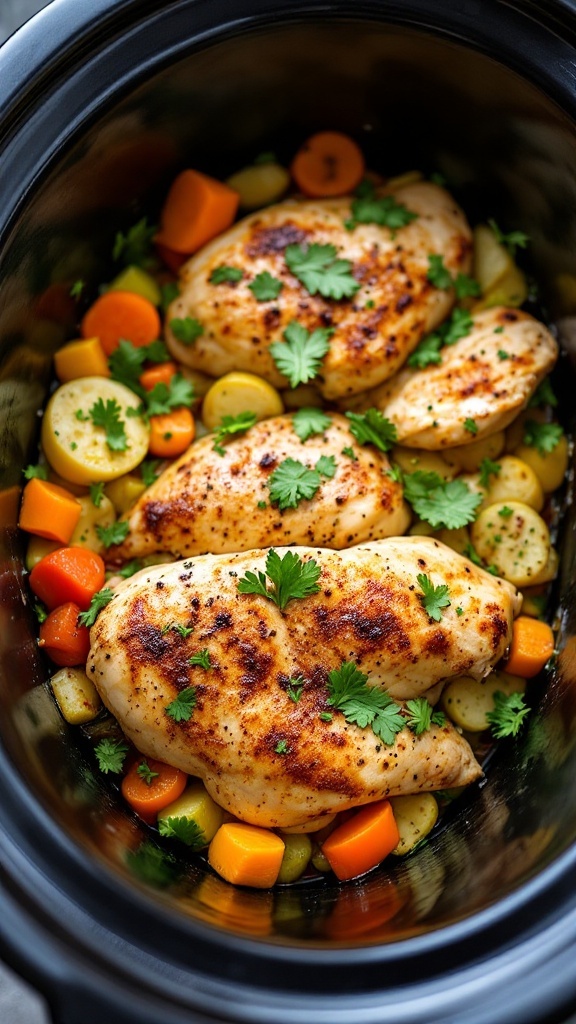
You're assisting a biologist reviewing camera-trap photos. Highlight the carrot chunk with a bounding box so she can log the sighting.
[291,131,365,197]
[139,361,177,392]
[503,615,555,678]
[54,337,110,382]
[155,169,239,254]
[29,546,106,611]
[121,758,187,822]
[81,290,161,356]
[208,822,285,888]
[148,407,195,458]
[321,800,400,881]
[39,602,91,667]
[19,478,82,544]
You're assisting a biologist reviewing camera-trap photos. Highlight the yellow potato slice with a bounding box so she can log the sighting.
[436,526,470,555]
[525,545,559,587]
[202,372,284,431]
[443,430,505,473]
[390,794,439,856]
[157,781,224,845]
[474,264,528,310]
[226,162,290,209]
[108,265,161,306]
[470,500,550,587]
[473,224,513,294]
[69,494,116,555]
[104,474,147,515]
[514,434,569,493]
[392,446,455,480]
[484,455,544,512]
[441,670,526,732]
[26,535,62,571]
[50,667,102,725]
[41,377,150,484]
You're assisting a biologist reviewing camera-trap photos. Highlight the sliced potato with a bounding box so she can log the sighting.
[484,455,544,512]
[105,474,147,515]
[443,431,505,473]
[277,834,312,883]
[436,526,470,555]
[505,408,546,454]
[108,265,161,306]
[473,264,528,310]
[26,535,62,571]
[157,781,224,845]
[70,494,116,554]
[470,500,550,587]
[392,446,454,480]
[41,377,150,484]
[513,434,569,493]
[202,372,283,430]
[180,367,214,400]
[390,794,439,856]
[525,546,559,587]
[473,223,513,294]
[50,667,102,725]
[226,162,290,209]
[441,670,526,732]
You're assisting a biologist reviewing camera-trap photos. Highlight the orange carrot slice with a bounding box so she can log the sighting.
[148,407,195,458]
[503,615,555,678]
[291,131,365,197]
[19,478,82,544]
[121,758,187,822]
[139,361,177,392]
[39,602,91,667]
[321,800,399,881]
[155,169,239,254]
[81,290,161,356]
[29,546,106,611]
[208,823,285,888]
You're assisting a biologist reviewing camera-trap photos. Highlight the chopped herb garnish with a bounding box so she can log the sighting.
[453,273,481,299]
[404,698,446,735]
[189,649,211,670]
[212,411,258,456]
[498,505,514,518]
[479,458,501,488]
[486,691,530,738]
[292,407,331,442]
[347,186,417,231]
[170,317,203,345]
[209,265,243,284]
[160,282,180,312]
[145,374,195,418]
[165,686,197,722]
[528,378,558,409]
[417,574,451,622]
[158,816,205,848]
[237,548,321,611]
[523,420,564,456]
[287,677,305,702]
[90,481,105,507]
[23,464,48,481]
[268,457,321,509]
[403,471,482,530]
[137,760,159,786]
[113,217,156,268]
[315,454,337,479]
[464,417,478,435]
[70,279,85,298]
[487,218,530,257]
[427,254,453,289]
[257,500,267,510]
[408,307,474,369]
[341,446,358,461]
[89,397,128,452]
[118,560,143,579]
[269,320,333,388]
[346,408,397,452]
[77,588,114,627]
[96,520,130,548]
[275,739,290,755]
[319,712,333,722]
[326,661,405,746]
[249,271,283,302]
[141,459,162,488]
[285,242,360,300]
[497,349,510,360]
[463,542,498,575]
[34,600,48,624]
[94,737,129,774]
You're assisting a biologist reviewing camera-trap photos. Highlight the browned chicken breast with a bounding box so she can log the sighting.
[109,412,409,561]
[365,307,558,449]
[165,182,472,400]
[87,537,519,828]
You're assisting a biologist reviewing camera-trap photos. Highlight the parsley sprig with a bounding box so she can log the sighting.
[345,182,417,232]
[404,698,446,734]
[285,243,360,300]
[267,455,335,509]
[89,397,128,452]
[427,254,480,298]
[96,521,130,548]
[487,218,530,258]
[326,662,405,745]
[113,217,156,268]
[137,760,159,786]
[403,471,482,529]
[94,738,129,774]
[478,458,502,489]
[237,549,321,611]
[269,320,333,388]
[23,464,48,481]
[212,411,258,456]
[528,378,557,409]
[77,588,114,627]
[292,407,331,442]
[408,308,473,369]
[249,271,283,302]
[158,816,206,848]
[346,409,397,452]
[108,338,170,394]
[170,317,203,345]
[486,691,530,738]
[417,574,451,621]
[165,686,197,723]
[210,265,243,284]
[523,420,563,456]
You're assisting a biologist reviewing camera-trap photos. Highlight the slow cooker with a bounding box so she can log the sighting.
[2,1,576,1021]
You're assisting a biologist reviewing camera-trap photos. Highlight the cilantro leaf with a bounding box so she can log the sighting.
[189,649,211,670]
[90,481,105,507]
[23,464,48,480]
[70,279,85,299]
[170,317,203,345]
[464,417,478,435]
[145,373,195,417]
[348,193,417,231]
[427,254,453,289]
[292,407,331,442]
[160,282,180,312]
[237,548,321,611]
[286,677,305,702]
[269,320,332,388]
[408,307,474,369]
[403,471,482,529]
[404,698,446,735]
[268,457,321,509]
[486,690,530,738]
[285,243,360,300]
[137,760,159,786]
[89,397,128,452]
[487,218,530,258]
[96,520,130,548]
[407,334,443,369]
[479,458,501,489]
[108,339,147,394]
[342,446,358,461]
[463,542,498,575]
[346,408,397,452]
[94,738,129,774]
[442,307,474,345]
[315,454,337,478]
[33,600,48,624]
[417,574,451,622]
[113,218,156,268]
[118,560,143,579]
[162,623,194,638]
[77,588,114,627]
[210,265,243,284]
[454,273,481,299]
[165,686,197,723]
[275,739,290,754]
[523,420,564,456]
[326,661,405,746]
[158,816,205,848]
[141,459,162,487]
[528,378,557,409]
[248,271,283,302]
[212,411,257,456]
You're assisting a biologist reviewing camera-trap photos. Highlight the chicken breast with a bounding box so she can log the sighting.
[87,537,519,828]
[109,412,409,561]
[166,182,472,400]
[365,306,558,449]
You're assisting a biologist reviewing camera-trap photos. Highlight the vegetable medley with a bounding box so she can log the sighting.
[18,130,566,889]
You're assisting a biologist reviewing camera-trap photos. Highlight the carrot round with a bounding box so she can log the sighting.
[81,290,161,356]
[291,131,365,198]
[155,169,239,254]
[503,615,555,678]
[39,602,91,667]
[19,478,82,544]
[321,800,400,881]
[148,407,195,458]
[121,758,187,822]
[29,546,105,611]
[208,822,285,888]
[139,361,177,392]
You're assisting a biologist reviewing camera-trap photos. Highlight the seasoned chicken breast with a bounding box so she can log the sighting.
[365,307,558,449]
[87,537,519,828]
[166,182,472,400]
[109,412,409,561]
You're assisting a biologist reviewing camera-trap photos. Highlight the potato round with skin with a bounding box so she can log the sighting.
[441,670,526,732]
[390,794,439,855]
[470,500,550,587]
[484,455,544,512]
[514,434,569,493]
[41,378,150,484]
[202,372,284,430]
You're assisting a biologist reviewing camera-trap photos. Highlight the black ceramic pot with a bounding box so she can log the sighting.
[2,2,576,1022]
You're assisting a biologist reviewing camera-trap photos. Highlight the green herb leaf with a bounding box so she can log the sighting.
[160,282,180,312]
[403,471,482,529]
[118,560,143,579]
[404,698,446,735]
[348,193,417,231]
[416,574,451,622]
[427,254,453,289]
[464,417,478,435]
[463,542,497,575]
[170,317,203,345]
[292,407,331,442]
[286,677,305,702]
[479,458,502,489]
[94,737,129,774]
[486,690,530,738]
[487,218,530,258]
[34,600,48,624]
[145,374,195,418]
[315,454,337,479]
[498,505,514,518]
[212,411,258,455]
[523,420,564,456]
[23,464,48,480]
[269,320,333,388]
[528,378,557,409]
[90,481,105,507]
[407,334,443,369]
[326,661,405,746]
[96,521,130,548]
[210,265,243,285]
[285,242,360,300]
[165,686,197,723]
[346,408,398,452]
[497,349,510,360]
[77,587,114,627]
[275,739,290,754]
[189,649,211,670]
[141,459,162,488]
[113,218,156,268]
[248,271,283,302]
[237,548,321,611]
[268,457,321,509]
[89,397,128,452]
[342,446,358,461]
[158,816,205,848]
[70,279,85,298]
[137,760,159,786]
[453,273,481,299]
